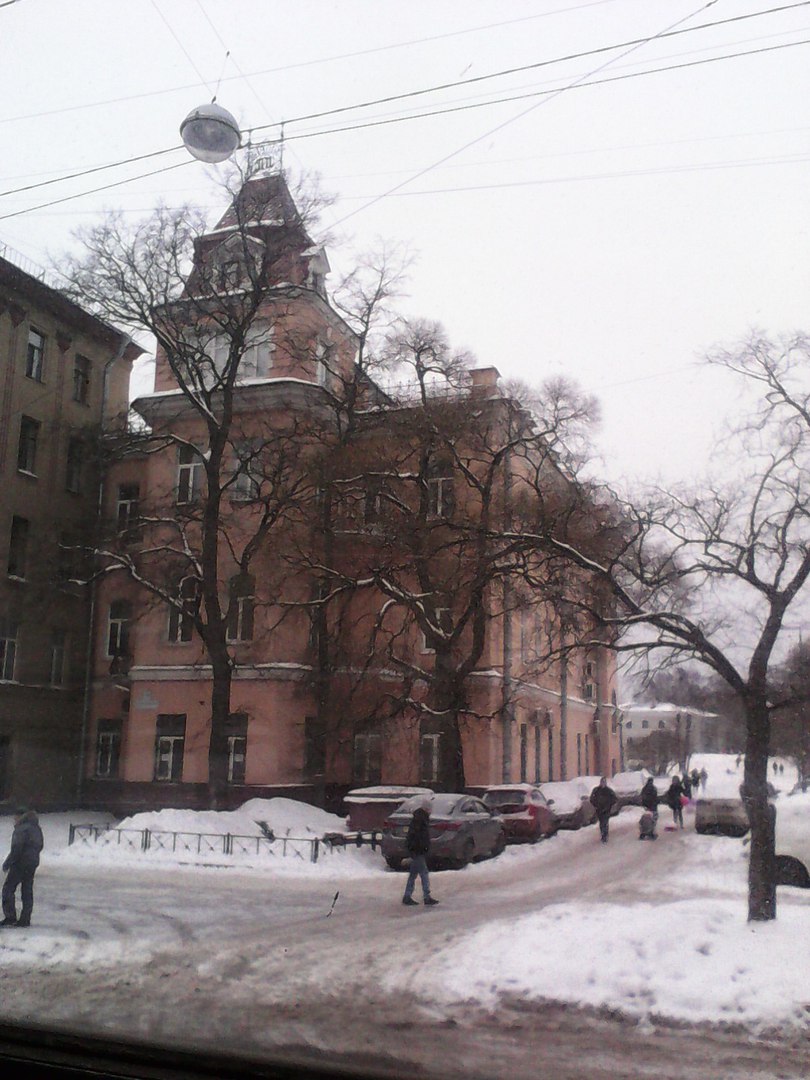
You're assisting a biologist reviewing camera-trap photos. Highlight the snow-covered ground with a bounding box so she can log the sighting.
[0,753,807,1035]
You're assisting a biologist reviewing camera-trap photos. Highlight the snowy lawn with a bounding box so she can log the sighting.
[0,754,807,1032]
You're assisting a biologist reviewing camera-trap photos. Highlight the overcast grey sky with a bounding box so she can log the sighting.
[1,0,808,486]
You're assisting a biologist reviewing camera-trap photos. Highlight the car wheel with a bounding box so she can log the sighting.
[385,856,403,870]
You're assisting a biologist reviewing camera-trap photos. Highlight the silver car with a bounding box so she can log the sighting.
[381,793,506,870]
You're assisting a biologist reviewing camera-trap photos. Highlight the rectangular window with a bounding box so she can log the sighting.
[0,620,18,681]
[17,416,39,474]
[116,484,141,540]
[419,727,441,785]
[226,713,248,785]
[226,577,254,642]
[353,732,382,784]
[427,474,454,519]
[107,600,131,658]
[26,328,45,381]
[154,714,186,782]
[177,445,203,504]
[168,578,197,644]
[584,733,590,775]
[95,719,121,778]
[73,354,90,404]
[66,438,84,494]
[7,516,29,578]
[534,724,541,784]
[576,732,582,775]
[304,715,326,777]
[50,629,67,686]
[520,723,528,783]
[231,446,260,501]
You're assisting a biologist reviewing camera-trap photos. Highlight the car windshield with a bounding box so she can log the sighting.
[483,790,527,807]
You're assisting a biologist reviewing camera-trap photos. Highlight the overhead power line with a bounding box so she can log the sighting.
[0,0,807,204]
[1,3,806,223]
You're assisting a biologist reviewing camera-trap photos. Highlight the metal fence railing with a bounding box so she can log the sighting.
[68,824,384,864]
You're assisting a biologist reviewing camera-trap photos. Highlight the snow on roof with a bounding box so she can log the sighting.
[344,786,433,803]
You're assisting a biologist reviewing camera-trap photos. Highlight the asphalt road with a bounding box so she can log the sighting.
[0,813,808,1080]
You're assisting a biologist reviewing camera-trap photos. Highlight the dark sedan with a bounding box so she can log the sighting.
[381,793,505,870]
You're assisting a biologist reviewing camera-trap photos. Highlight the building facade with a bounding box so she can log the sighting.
[0,248,140,810]
[80,171,620,816]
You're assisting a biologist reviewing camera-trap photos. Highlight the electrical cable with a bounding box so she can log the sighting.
[0,1,806,201]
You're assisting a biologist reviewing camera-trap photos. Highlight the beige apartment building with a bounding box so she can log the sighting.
[0,248,140,809]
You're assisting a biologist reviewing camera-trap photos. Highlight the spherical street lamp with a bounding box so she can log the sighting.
[180,103,241,163]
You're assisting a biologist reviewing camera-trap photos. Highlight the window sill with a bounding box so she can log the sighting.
[16,470,38,480]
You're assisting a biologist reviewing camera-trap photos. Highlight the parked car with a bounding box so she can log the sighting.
[381,793,505,870]
[694,797,749,837]
[538,781,593,830]
[610,769,652,808]
[481,784,558,843]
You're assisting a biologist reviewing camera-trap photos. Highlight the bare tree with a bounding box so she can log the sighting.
[512,333,810,921]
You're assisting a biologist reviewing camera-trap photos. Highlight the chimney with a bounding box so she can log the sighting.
[470,366,501,396]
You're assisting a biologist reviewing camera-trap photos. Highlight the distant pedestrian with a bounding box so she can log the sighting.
[682,773,692,800]
[589,777,617,843]
[699,768,708,794]
[640,777,659,838]
[2,808,44,928]
[690,768,700,792]
[402,799,439,907]
[779,763,784,775]
[773,762,779,775]
[665,777,685,829]
[736,754,742,768]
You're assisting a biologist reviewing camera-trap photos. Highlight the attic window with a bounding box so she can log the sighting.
[218,259,242,290]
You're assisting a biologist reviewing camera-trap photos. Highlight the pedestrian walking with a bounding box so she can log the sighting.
[665,777,685,829]
[682,773,692,800]
[2,808,44,928]
[402,799,439,907]
[699,767,708,794]
[690,768,700,792]
[640,777,659,838]
[589,777,617,843]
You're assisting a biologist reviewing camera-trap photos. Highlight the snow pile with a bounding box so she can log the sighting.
[419,898,810,1028]
[113,797,347,839]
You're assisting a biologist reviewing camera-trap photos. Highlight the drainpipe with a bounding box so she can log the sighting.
[76,334,133,802]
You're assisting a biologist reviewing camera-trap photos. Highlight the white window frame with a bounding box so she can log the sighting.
[226,593,254,643]
[107,600,130,659]
[26,327,45,382]
[353,732,382,783]
[427,474,454,519]
[73,354,90,404]
[420,607,450,653]
[177,445,203,504]
[116,483,140,536]
[17,416,39,475]
[154,735,184,781]
[420,732,441,784]
[95,728,120,778]
[231,445,261,501]
[227,735,247,784]
[167,579,196,644]
[0,622,18,681]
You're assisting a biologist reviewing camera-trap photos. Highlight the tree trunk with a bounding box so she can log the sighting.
[743,698,776,921]
[207,650,233,809]
[433,653,466,791]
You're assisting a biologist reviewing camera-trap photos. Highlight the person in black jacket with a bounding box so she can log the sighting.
[2,808,44,928]
[402,799,439,906]
[589,778,617,843]
[665,776,685,829]
[640,777,659,838]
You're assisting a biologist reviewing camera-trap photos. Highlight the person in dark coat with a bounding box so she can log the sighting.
[682,773,692,800]
[690,768,700,792]
[665,777,685,829]
[589,777,617,843]
[402,799,438,906]
[640,777,659,838]
[2,808,44,927]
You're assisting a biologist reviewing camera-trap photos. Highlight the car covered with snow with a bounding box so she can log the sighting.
[610,769,653,808]
[481,784,558,843]
[694,797,749,837]
[381,793,505,870]
[538,781,593,830]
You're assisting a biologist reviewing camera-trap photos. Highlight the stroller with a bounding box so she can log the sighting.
[638,811,657,840]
